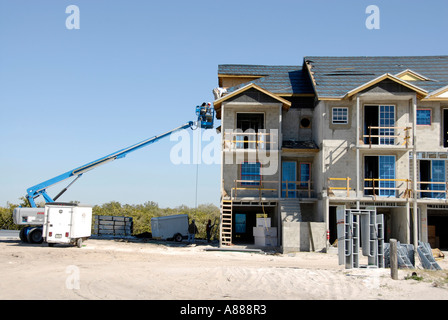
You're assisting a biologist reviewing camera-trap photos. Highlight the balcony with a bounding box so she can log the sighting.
[282,180,315,199]
[327,177,412,199]
[363,178,412,199]
[361,126,412,149]
[223,131,278,151]
[327,177,352,197]
[328,177,448,201]
[417,181,447,200]
[230,179,315,200]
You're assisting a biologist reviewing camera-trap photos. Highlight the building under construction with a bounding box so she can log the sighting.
[213,56,448,253]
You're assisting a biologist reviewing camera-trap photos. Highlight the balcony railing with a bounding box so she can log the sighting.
[231,180,278,199]
[223,132,277,151]
[364,178,412,198]
[230,180,315,199]
[327,177,352,197]
[417,181,447,199]
[328,177,412,199]
[328,177,448,200]
[282,180,314,199]
[229,178,448,200]
[362,126,412,148]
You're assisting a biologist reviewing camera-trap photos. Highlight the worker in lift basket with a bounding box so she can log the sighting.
[188,219,199,244]
[200,102,212,120]
[199,102,209,115]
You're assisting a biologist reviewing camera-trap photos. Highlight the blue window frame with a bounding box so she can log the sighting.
[300,163,311,188]
[431,160,446,199]
[379,156,396,197]
[332,107,348,124]
[282,162,296,198]
[241,162,261,186]
[417,109,431,125]
[379,105,395,145]
[235,214,246,234]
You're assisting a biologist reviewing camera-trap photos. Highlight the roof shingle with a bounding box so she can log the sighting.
[218,64,314,95]
[304,56,448,98]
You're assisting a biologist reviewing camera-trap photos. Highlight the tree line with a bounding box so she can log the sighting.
[0,199,220,240]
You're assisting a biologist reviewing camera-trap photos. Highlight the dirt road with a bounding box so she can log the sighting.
[0,237,447,300]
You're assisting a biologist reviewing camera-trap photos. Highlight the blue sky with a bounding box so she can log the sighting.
[1,0,447,208]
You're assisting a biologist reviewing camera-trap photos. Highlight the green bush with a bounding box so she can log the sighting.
[0,200,220,239]
[93,201,220,238]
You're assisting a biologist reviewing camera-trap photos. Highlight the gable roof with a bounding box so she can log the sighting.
[345,73,428,99]
[218,64,314,95]
[304,56,448,99]
[395,69,431,82]
[426,84,448,100]
[213,83,292,118]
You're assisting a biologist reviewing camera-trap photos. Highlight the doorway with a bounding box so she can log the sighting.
[282,161,296,198]
[428,213,448,249]
[420,160,431,198]
[444,109,448,148]
[236,113,264,149]
[364,155,396,197]
[329,206,338,245]
[419,160,446,198]
[364,105,395,145]
[364,106,379,145]
[232,205,276,244]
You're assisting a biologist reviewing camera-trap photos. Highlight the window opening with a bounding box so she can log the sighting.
[332,108,348,124]
[241,162,261,186]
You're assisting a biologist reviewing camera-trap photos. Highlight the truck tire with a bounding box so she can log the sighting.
[19,228,28,243]
[27,228,43,244]
[76,238,83,248]
[174,233,183,242]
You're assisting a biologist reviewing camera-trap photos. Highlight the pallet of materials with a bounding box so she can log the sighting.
[93,215,133,237]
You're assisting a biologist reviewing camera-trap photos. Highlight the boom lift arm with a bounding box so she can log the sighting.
[26,103,215,207]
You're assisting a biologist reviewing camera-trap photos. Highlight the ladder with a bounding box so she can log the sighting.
[220,199,233,246]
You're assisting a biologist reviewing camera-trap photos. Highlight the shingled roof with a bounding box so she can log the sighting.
[218,64,314,95]
[304,56,448,99]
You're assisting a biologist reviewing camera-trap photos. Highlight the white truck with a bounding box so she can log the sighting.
[151,214,189,242]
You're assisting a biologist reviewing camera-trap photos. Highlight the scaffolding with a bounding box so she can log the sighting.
[337,208,385,269]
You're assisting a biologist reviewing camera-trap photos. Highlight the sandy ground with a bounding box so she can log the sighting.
[0,236,448,301]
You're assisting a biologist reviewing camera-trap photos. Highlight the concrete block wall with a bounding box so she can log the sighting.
[282,108,313,142]
[416,101,444,151]
[282,222,326,253]
[318,98,419,198]
[221,102,282,198]
[221,102,281,133]
[222,153,280,198]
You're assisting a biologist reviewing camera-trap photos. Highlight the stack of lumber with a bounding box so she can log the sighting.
[93,215,133,237]
[432,248,445,260]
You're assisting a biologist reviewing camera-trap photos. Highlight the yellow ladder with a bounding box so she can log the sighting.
[220,199,233,246]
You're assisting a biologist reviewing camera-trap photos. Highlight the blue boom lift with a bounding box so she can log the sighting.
[14,103,215,243]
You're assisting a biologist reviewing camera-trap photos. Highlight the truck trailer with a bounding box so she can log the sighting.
[43,203,92,247]
[13,203,92,247]
[151,214,189,242]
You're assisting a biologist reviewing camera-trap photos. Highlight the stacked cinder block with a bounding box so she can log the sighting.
[93,215,133,237]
